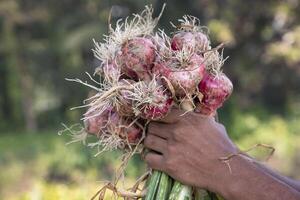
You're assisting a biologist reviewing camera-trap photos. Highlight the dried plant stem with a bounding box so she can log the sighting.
[219,143,275,173]
[130,170,150,193]
[161,76,177,101]
[91,182,147,200]
[114,121,149,184]
[99,85,133,103]
[91,121,150,200]
[65,78,101,91]
[176,43,226,73]
[199,43,225,54]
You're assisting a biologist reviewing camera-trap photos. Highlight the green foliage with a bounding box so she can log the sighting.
[0,131,145,199]
[1,0,300,199]
[237,116,300,177]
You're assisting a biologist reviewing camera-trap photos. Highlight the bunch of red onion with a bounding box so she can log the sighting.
[66,5,233,200]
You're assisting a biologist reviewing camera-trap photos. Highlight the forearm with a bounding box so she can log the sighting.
[252,159,300,192]
[212,155,300,200]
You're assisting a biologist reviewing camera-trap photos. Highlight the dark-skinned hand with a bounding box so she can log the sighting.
[144,108,238,191]
[144,108,300,200]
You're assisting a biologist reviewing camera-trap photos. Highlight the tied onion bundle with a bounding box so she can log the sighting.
[63,4,233,200]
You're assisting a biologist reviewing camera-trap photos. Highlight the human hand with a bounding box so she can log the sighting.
[144,108,238,191]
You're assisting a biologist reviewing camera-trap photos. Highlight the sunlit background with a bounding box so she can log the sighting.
[1,0,300,199]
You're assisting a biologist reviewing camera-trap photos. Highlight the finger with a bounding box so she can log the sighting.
[157,108,185,124]
[148,122,170,139]
[144,134,167,153]
[144,152,164,171]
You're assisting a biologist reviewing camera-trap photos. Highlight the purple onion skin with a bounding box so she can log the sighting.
[85,114,104,135]
[126,125,143,144]
[171,31,210,52]
[118,37,156,81]
[84,108,112,135]
[196,72,233,115]
[171,32,195,51]
[140,97,173,120]
[153,54,206,97]
[85,108,142,144]
[109,111,142,144]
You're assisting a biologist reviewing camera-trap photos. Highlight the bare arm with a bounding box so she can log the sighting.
[214,154,300,200]
[251,159,300,192]
[144,109,300,200]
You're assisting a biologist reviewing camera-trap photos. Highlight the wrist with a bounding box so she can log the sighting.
[202,143,241,193]
[211,154,254,199]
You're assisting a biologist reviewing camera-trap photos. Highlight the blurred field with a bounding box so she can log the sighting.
[0,130,145,200]
[1,110,300,199]
[1,0,300,199]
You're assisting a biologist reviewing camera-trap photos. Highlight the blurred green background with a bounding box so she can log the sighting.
[1,0,300,199]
